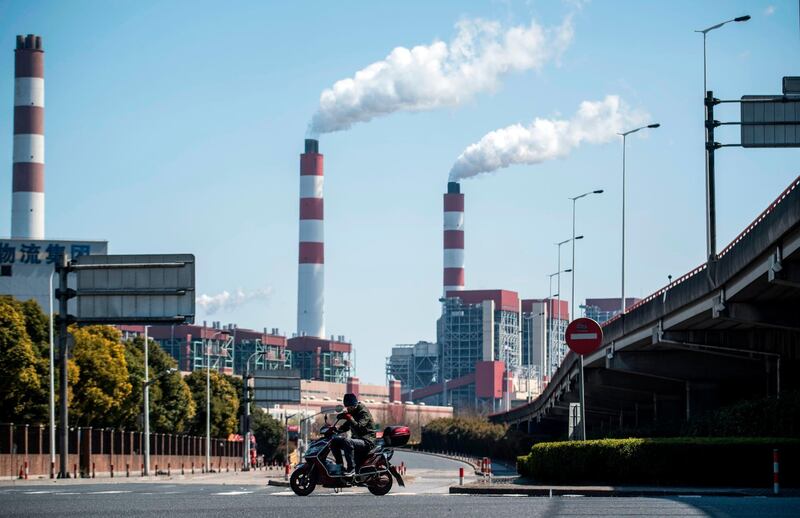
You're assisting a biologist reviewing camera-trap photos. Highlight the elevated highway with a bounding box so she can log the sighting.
[491,176,800,437]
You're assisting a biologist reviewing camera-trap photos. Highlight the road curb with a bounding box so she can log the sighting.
[449,484,793,497]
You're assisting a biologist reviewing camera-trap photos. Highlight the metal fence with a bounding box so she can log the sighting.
[0,423,242,479]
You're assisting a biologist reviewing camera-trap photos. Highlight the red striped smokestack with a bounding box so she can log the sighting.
[11,34,45,239]
[297,139,325,338]
[443,181,464,295]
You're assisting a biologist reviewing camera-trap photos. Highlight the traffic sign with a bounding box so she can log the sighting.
[565,318,603,356]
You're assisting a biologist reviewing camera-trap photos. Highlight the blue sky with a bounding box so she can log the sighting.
[1,0,798,383]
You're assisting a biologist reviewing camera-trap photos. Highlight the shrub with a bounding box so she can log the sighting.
[518,437,800,487]
[420,417,533,461]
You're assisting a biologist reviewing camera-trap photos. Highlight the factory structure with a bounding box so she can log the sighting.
[385,181,580,414]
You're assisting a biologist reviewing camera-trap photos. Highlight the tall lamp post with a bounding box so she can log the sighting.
[206,329,228,472]
[618,123,660,315]
[696,15,750,260]
[242,351,261,471]
[569,190,601,441]
[142,325,176,477]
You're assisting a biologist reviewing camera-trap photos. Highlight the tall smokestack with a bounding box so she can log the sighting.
[297,139,325,338]
[443,181,464,295]
[11,34,45,239]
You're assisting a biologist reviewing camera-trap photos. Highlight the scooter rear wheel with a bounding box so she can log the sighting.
[290,467,316,496]
[367,471,393,496]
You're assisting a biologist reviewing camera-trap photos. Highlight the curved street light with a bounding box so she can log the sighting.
[618,124,660,315]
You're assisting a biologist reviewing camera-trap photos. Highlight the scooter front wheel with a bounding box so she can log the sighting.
[290,467,316,496]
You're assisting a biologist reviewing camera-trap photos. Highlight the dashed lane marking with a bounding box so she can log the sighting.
[213,491,253,496]
[86,491,133,495]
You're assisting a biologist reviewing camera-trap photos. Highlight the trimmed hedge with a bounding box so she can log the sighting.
[421,417,534,461]
[518,437,800,487]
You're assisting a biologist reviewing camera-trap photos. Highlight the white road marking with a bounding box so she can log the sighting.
[214,490,253,495]
[23,491,54,494]
[272,491,295,496]
[87,490,132,494]
[389,492,417,496]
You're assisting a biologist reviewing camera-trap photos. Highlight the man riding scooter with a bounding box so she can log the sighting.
[330,393,376,477]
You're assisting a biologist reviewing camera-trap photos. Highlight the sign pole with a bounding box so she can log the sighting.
[56,254,71,478]
[579,354,586,441]
[565,318,603,442]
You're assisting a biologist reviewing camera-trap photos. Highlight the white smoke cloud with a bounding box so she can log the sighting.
[196,287,273,315]
[309,16,574,134]
[449,95,648,180]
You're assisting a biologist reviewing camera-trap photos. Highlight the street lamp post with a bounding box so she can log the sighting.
[205,329,227,472]
[556,238,581,367]
[695,15,750,260]
[618,123,660,315]
[242,351,261,471]
[569,190,602,441]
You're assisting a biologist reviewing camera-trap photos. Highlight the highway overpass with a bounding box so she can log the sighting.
[490,175,800,437]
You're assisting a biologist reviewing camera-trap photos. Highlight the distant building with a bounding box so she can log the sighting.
[522,298,569,385]
[385,341,439,396]
[287,335,352,383]
[407,289,521,413]
[0,238,108,311]
[582,297,641,323]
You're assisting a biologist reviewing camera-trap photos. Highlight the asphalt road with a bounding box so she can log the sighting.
[1,452,798,517]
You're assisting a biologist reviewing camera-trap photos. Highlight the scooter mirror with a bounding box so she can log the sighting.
[335,404,344,412]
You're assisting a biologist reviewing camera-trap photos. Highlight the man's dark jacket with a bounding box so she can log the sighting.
[339,402,377,445]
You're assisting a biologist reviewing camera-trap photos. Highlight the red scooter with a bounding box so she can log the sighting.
[289,415,409,496]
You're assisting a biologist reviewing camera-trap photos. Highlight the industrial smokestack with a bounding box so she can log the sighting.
[297,138,325,338]
[11,34,45,239]
[443,181,464,295]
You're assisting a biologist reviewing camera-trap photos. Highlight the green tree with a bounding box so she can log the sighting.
[0,299,46,422]
[121,336,196,433]
[251,408,285,462]
[186,370,239,437]
[70,325,132,427]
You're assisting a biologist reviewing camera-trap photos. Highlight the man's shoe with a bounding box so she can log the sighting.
[342,468,355,477]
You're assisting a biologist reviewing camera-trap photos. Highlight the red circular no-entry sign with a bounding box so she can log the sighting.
[565,318,603,356]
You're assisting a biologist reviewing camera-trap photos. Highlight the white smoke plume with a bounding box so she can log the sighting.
[196,288,273,315]
[309,17,574,134]
[449,95,648,180]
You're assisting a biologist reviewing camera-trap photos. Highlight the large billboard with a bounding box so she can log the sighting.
[74,253,195,324]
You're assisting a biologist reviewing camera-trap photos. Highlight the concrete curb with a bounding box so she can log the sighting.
[449,484,797,497]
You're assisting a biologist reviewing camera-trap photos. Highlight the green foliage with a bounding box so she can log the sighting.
[70,326,132,427]
[518,437,800,486]
[120,337,196,433]
[420,417,534,461]
[0,299,46,422]
[251,408,285,462]
[186,369,239,437]
[685,391,800,437]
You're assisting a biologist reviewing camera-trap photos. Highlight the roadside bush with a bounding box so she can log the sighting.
[420,417,533,461]
[517,437,800,487]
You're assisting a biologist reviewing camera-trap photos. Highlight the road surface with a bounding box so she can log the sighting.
[1,451,797,517]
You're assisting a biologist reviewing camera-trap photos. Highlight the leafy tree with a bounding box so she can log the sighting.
[186,370,239,437]
[120,337,196,433]
[0,299,46,422]
[70,325,132,427]
[251,407,285,462]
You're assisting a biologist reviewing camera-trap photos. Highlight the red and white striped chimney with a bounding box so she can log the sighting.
[297,139,325,338]
[11,34,45,239]
[443,181,465,295]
